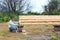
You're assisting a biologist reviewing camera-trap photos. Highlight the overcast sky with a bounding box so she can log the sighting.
[31,0,49,13]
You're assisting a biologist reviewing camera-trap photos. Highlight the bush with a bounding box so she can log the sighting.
[49,36,60,40]
[0,12,19,23]
[27,12,40,15]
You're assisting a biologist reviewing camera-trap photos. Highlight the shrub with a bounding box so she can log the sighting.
[0,12,19,22]
[49,36,60,40]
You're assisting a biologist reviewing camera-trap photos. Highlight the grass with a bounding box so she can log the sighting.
[0,23,60,40]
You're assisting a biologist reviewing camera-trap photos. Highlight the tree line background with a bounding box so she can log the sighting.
[0,0,60,22]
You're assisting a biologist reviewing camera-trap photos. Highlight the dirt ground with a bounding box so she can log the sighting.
[0,23,60,40]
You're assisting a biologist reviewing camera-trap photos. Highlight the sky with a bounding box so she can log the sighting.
[31,0,49,13]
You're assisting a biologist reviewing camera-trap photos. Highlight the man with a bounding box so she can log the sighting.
[8,17,18,32]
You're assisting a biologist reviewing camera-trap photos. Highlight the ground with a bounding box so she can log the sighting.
[0,23,60,40]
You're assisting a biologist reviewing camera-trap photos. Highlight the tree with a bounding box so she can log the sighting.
[0,0,31,13]
[43,0,59,15]
[48,0,58,12]
[44,5,48,12]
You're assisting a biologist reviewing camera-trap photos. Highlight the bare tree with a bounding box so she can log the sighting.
[0,0,31,12]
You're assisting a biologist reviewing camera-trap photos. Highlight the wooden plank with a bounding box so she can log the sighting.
[21,23,60,25]
[19,15,60,19]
